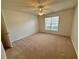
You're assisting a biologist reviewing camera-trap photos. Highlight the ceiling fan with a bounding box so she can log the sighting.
[37,5,46,15]
[24,0,48,15]
[28,0,47,15]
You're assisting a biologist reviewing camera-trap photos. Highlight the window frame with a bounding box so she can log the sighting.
[44,16,60,32]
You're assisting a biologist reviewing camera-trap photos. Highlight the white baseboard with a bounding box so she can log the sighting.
[70,38,78,56]
[11,32,38,43]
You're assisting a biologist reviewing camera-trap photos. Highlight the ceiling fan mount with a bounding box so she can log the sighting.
[38,5,44,9]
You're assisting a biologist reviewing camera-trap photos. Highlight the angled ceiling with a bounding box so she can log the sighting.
[2,0,77,15]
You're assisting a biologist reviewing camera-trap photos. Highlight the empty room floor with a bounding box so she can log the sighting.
[6,33,77,59]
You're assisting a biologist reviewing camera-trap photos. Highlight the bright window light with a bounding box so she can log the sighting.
[45,16,59,31]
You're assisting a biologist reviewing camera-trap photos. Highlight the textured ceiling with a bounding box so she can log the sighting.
[2,0,77,15]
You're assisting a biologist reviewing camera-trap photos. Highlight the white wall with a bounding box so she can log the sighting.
[71,6,78,55]
[2,9,38,42]
[39,9,74,36]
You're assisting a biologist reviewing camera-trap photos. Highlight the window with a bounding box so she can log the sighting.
[45,16,59,31]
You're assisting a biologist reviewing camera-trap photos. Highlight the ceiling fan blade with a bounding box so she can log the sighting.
[22,5,35,8]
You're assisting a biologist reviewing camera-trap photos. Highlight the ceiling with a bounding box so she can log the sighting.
[2,0,77,15]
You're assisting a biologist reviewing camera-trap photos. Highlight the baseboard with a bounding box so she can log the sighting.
[70,37,78,57]
[39,32,70,38]
[11,32,38,43]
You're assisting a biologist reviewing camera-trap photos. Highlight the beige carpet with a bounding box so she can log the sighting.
[6,33,77,59]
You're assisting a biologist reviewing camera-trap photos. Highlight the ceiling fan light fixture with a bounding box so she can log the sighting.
[38,12,44,16]
[39,8,42,11]
[37,4,46,16]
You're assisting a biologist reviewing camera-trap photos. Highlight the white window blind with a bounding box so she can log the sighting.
[45,16,59,31]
